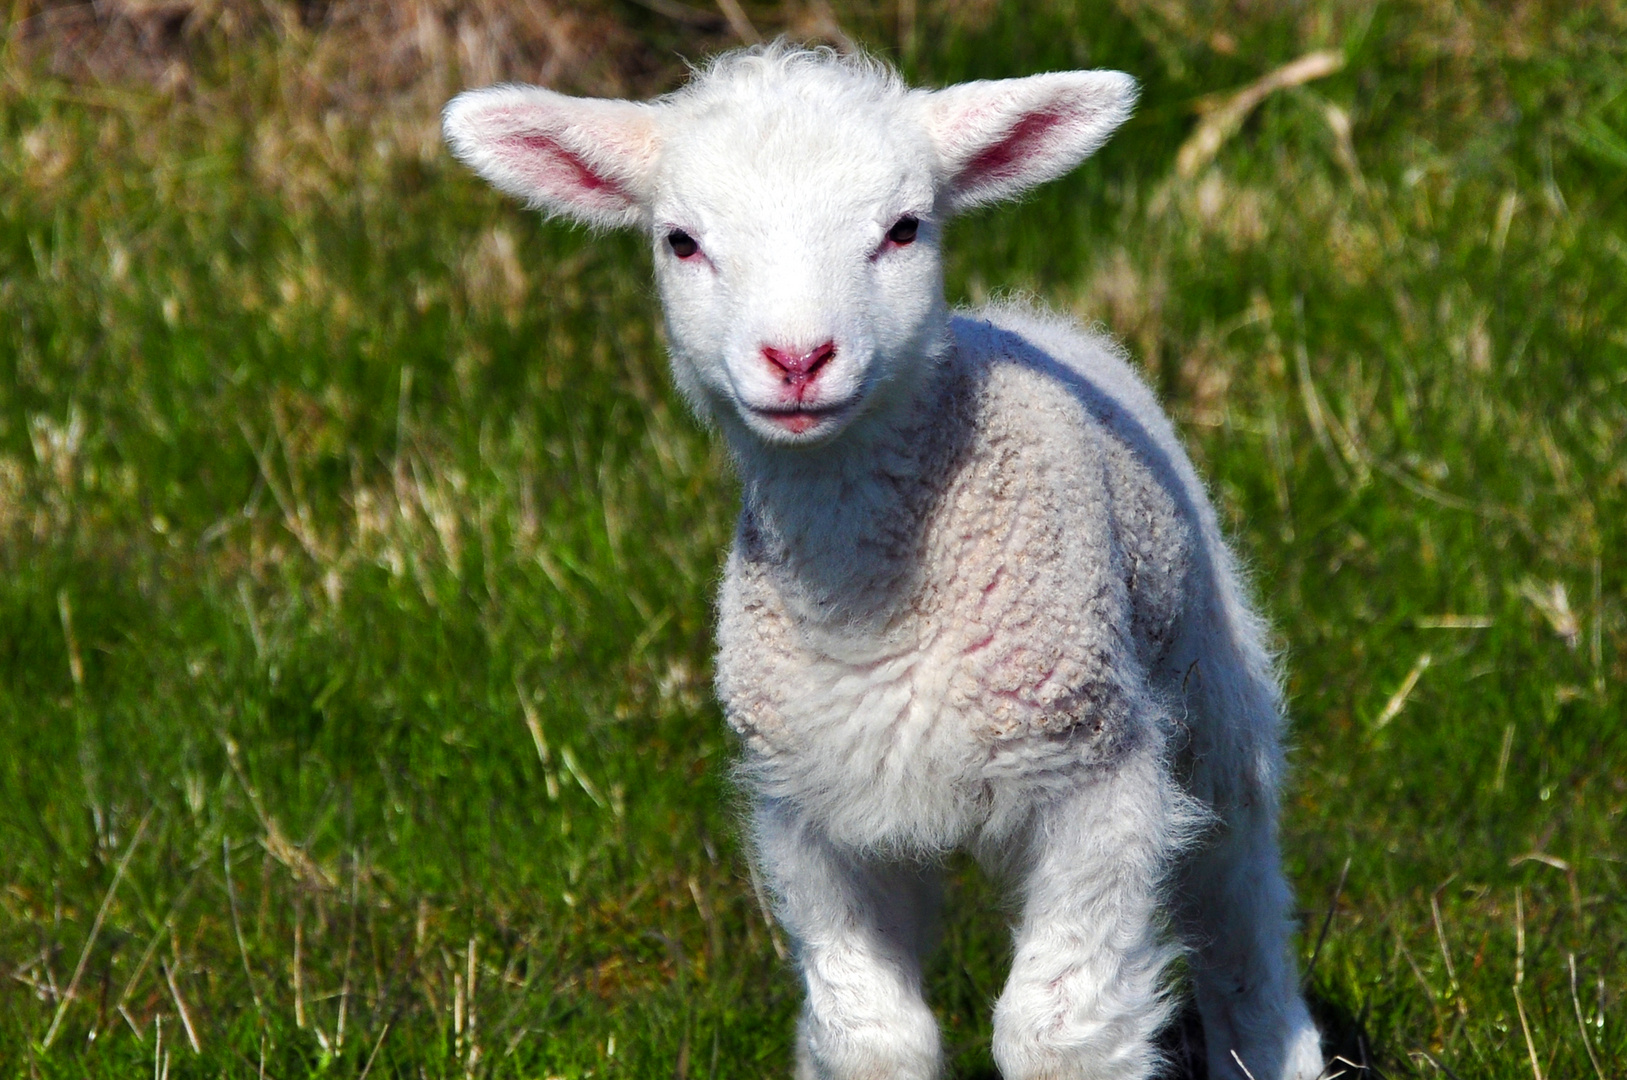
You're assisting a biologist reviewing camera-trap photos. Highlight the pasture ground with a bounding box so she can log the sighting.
[1,0,1623,1076]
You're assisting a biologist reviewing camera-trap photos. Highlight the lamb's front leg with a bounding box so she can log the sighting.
[991,744,1194,1080]
[753,800,943,1080]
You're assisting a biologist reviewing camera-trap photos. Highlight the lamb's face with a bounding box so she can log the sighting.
[442,49,1137,450]
[649,102,946,445]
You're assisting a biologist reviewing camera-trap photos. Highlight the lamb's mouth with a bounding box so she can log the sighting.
[748,402,852,435]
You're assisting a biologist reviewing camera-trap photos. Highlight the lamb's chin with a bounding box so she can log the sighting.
[737,401,859,446]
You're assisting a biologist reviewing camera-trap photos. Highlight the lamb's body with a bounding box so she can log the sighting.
[720,307,1212,854]
[444,45,1323,1080]
[720,307,1315,1080]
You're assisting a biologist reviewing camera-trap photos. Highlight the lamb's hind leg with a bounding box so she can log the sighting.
[753,800,943,1080]
[1178,794,1323,1080]
[990,743,1196,1080]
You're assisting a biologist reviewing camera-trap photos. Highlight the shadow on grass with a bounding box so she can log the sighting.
[951,989,1377,1080]
[1157,989,1377,1080]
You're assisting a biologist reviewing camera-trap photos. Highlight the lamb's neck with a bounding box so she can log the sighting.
[728,353,965,622]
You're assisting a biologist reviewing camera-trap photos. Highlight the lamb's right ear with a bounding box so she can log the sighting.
[442,85,661,229]
[921,70,1137,213]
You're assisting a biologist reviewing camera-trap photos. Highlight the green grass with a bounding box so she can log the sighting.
[1,1,1623,1076]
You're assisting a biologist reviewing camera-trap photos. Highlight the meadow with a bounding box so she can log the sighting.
[1,0,1623,1076]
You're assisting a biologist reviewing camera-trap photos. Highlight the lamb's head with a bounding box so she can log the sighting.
[444,47,1135,448]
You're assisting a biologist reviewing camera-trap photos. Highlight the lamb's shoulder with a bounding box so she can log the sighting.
[947,309,1196,677]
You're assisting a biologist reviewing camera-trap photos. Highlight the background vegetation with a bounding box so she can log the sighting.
[1,0,1623,1076]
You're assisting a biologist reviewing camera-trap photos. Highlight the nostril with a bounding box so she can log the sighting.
[762,341,838,380]
[807,340,835,376]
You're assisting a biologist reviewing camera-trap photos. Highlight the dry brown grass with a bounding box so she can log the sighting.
[11,0,666,96]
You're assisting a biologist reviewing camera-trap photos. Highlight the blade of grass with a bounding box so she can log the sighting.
[41,809,152,1050]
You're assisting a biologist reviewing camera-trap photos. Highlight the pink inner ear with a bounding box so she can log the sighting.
[956,109,1067,189]
[494,127,632,208]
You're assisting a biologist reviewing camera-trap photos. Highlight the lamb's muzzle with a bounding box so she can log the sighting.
[445,43,1326,1080]
[763,340,835,387]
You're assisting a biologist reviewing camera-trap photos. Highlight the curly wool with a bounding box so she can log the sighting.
[718,307,1204,854]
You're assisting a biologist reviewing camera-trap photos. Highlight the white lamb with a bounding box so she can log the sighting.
[444,45,1325,1080]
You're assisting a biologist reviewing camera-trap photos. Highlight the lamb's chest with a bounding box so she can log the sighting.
[712,355,1191,825]
[719,548,1132,756]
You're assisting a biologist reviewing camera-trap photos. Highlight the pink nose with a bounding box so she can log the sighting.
[762,340,836,386]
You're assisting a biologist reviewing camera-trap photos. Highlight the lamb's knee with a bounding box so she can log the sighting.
[797,985,941,1080]
[991,998,1165,1080]
[990,941,1176,1080]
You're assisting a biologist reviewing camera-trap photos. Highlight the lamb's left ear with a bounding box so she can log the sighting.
[442,85,661,229]
[921,70,1137,213]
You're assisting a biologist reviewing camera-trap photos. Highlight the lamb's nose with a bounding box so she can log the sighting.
[762,340,836,386]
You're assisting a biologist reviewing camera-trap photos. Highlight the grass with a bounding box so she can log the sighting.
[1,0,1624,1076]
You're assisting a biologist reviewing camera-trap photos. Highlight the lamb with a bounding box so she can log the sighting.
[443,45,1325,1080]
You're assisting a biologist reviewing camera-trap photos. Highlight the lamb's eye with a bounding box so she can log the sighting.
[667,229,699,259]
[887,216,920,246]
